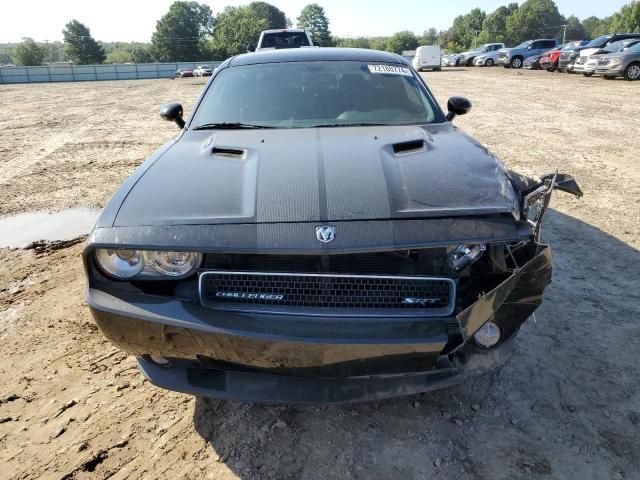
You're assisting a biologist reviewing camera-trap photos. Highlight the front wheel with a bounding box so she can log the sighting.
[510,57,523,69]
[486,58,494,67]
[624,62,640,81]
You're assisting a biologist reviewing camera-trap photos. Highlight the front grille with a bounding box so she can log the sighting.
[199,271,455,316]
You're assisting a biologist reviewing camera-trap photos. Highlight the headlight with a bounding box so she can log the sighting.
[449,244,486,272]
[144,251,202,277]
[95,249,202,279]
[95,249,144,279]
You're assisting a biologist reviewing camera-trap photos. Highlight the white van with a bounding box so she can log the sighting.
[412,46,442,71]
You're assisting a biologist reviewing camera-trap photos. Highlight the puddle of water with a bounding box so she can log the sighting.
[0,208,99,249]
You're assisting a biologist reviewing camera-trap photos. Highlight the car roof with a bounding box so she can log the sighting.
[262,28,307,34]
[228,47,407,67]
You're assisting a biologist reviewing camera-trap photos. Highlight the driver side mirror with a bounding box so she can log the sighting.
[247,43,256,53]
[446,96,472,121]
[160,102,185,129]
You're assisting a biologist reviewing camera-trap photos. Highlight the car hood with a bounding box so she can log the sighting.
[113,124,519,227]
[603,51,638,60]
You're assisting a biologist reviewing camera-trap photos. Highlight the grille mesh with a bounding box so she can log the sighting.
[200,271,454,315]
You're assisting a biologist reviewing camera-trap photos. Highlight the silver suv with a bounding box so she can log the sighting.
[595,41,640,80]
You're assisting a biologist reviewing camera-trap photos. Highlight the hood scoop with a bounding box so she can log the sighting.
[212,146,246,158]
[392,140,425,155]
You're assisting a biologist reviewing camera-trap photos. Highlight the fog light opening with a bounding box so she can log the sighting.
[148,354,171,366]
[473,321,502,349]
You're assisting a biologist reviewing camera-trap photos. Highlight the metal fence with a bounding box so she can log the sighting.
[0,61,223,84]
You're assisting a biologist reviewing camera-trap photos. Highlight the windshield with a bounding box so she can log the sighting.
[514,40,533,49]
[192,61,440,129]
[260,32,311,49]
[603,41,626,53]
[586,35,613,48]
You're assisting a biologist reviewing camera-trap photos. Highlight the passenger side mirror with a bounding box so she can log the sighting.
[446,96,472,121]
[160,102,185,129]
[247,43,256,53]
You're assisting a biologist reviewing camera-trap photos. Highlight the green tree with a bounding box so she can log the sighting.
[130,45,153,63]
[62,20,106,64]
[297,4,332,46]
[210,6,268,57]
[370,38,389,51]
[248,2,288,29]
[480,4,518,44]
[105,49,133,64]
[505,0,565,45]
[151,1,214,62]
[564,15,585,41]
[385,31,418,54]
[610,1,640,33]
[44,41,70,63]
[335,37,371,49]
[420,28,438,45]
[12,38,47,66]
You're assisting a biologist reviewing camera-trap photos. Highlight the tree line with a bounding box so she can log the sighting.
[3,0,639,66]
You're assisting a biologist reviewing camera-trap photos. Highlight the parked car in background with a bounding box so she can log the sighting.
[596,41,640,80]
[460,43,504,66]
[575,39,640,76]
[175,68,193,78]
[194,65,213,77]
[249,29,314,52]
[499,39,559,69]
[539,45,565,71]
[474,49,502,66]
[561,34,640,72]
[412,45,442,71]
[443,53,464,66]
[523,55,543,70]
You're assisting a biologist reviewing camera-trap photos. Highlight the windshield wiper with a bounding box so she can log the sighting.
[312,123,391,128]
[192,122,275,130]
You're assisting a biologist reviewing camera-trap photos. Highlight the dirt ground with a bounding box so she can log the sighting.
[1,68,639,480]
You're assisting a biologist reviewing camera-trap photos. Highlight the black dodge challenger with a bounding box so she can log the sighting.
[84,48,582,403]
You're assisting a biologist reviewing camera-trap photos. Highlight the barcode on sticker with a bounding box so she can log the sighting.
[367,65,413,76]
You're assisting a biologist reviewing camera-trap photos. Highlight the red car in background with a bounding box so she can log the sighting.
[175,68,194,78]
[539,46,563,71]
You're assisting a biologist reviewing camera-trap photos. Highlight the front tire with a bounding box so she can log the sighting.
[624,62,640,81]
[510,57,523,69]
[486,58,494,67]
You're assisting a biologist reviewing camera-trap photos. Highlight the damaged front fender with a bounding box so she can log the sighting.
[455,244,553,349]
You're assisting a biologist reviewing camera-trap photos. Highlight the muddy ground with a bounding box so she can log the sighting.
[0,68,639,480]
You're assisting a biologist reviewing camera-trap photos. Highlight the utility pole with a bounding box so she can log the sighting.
[473,30,481,48]
[562,25,568,44]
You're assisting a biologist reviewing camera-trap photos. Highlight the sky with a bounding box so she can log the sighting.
[0,0,633,43]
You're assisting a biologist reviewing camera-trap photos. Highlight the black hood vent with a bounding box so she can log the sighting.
[392,140,425,154]
[212,147,245,158]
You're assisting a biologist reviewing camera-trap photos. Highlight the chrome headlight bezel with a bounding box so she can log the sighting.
[95,248,202,280]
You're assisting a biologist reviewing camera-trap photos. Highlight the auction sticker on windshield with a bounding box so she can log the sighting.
[367,64,413,76]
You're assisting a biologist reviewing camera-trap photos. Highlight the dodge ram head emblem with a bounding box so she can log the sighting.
[315,226,336,243]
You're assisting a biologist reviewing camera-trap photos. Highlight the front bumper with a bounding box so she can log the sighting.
[595,66,623,76]
[87,246,552,403]
[136,336,516,404]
